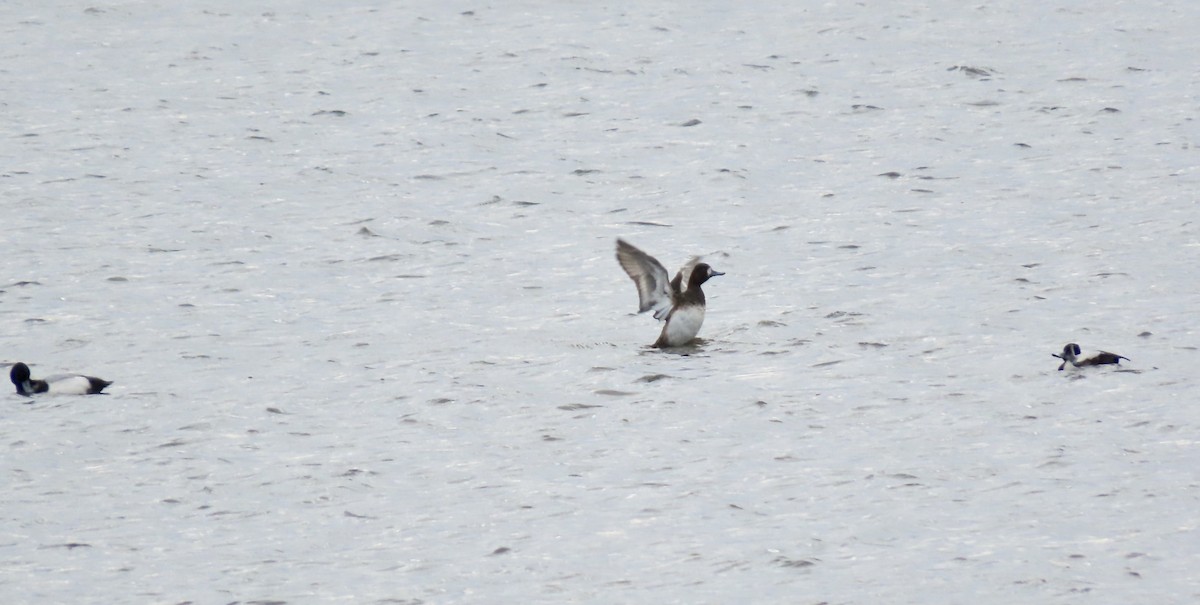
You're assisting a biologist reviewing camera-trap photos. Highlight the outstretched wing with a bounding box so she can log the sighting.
[616,239,673,319]
[674,256,701,294]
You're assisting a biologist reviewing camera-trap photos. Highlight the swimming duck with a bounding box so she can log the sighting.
[9,362,112,396]
[615,238,723,348]
[1051,343,1129,371]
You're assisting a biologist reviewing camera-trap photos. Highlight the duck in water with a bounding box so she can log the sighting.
[1051,343,1129,371]
[10,362,112,396]
[616,238,723,348]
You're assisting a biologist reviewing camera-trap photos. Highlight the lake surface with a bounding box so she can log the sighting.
[3,2,1198,603]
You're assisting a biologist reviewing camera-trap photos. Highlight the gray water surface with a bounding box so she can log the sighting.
[3,2,1198,603]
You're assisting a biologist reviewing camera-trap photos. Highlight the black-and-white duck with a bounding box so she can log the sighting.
[1051,343,1129,371]
[10,362,112,396]
[615,238,723,348]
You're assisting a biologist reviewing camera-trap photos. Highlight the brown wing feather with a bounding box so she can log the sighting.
[615,239,673,317]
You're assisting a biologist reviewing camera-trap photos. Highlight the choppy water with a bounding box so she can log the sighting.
[3,2,1199,603]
